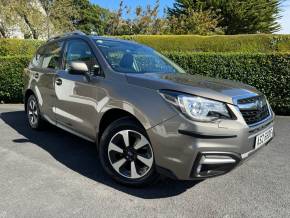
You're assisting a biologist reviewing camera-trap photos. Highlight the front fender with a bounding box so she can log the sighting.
[95,85,177,132]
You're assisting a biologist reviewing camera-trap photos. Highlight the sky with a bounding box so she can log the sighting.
[279,1,290,34]
[90,0,174,17]
[90,0,290,34]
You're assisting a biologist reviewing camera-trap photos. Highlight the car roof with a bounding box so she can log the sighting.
[90,35,136,44]
[46,31,138,45]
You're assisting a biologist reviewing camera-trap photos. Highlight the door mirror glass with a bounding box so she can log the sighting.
[69,61,88,75]
[92,64,101,76]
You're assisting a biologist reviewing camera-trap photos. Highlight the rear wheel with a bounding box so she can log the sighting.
[99,117,158,186]
[26,95,45,130]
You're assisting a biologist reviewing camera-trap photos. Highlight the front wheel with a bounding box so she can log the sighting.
[99,117,158,187]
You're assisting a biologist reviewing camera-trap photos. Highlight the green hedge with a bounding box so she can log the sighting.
[120,34,290,53]
[165,52,290,114]
[0,53,289,115]
[0,56,31,103]
[1,34,290,57]
[0,39,42,56]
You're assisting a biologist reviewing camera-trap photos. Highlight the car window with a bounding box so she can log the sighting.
[95,39,185,74]
[64,39,98,73]
[30,49,42,68]
[40,41,64,70]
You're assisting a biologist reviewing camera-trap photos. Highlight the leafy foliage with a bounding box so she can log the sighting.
[39,0,79,38]
[0,0,46,39]
[0,39,43,56]
[0,56,31,103]
[0,52,289,114]
[168,8,224,35]
[0,0,78,39]
[167,0,282,34]
[1,35,290,56]
[71,0,111,35]
[106,0,169,35]
[0,0,284,37]
[0,1,16,38]
[120,34,290,53]
[0,36,289,114]
[165,52,290,114]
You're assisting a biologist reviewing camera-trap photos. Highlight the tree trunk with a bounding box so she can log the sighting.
[0,23,7,38]
[22,14,39,39]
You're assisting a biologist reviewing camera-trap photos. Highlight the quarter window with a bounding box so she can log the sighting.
[30,51,42,68]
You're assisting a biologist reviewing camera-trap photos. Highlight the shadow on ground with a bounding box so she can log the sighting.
[1,110,200,199]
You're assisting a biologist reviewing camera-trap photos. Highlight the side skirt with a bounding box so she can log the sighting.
[43,114,95,143]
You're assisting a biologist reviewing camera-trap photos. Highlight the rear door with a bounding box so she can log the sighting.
[54,39,100,140]
[28,41,64,123]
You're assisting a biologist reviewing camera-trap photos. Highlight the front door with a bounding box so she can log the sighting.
[54,39,100,140]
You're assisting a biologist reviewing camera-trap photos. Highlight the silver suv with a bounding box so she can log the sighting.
[24,31,275,186]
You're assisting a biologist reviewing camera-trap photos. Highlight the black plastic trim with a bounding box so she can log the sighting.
[178,129,237,139]
[190,151,242,179]
[156,166,178,180]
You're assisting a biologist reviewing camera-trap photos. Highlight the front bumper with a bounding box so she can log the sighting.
[147,105,275,180]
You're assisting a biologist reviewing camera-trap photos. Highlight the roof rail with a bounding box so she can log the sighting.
[47,30,86,42]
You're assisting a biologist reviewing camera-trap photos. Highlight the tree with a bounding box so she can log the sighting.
[132,0,168,35]
[106,1,126,35]
[0,0,79,39]
[168,0,202,16]
[13,0,46,39]
[0,0,46,39]
[39,0,79,38]
[168,8,223,35]
[0,1,12,38]
[106,0,170,35]
[71,0,111,35]
[167,0,282,34]
[218,0,282,34]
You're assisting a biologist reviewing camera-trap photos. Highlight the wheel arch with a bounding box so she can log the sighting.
[97,108,148,145]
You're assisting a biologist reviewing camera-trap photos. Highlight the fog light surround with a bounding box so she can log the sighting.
[192,152,241,178]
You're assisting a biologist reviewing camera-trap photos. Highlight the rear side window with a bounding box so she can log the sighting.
[30,41,64,70]
[41,41,64,70]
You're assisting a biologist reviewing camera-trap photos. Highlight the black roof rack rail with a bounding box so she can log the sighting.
[47,30,86,42]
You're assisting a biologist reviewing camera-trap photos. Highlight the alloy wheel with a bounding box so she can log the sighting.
[28,97,39,126]
[108,130,154,179]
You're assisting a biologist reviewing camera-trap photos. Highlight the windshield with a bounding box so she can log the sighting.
[94,39,185,74]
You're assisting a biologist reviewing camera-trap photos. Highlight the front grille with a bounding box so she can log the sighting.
[237,96,260,104]
[237,95,270,125]
[240,106,270,125]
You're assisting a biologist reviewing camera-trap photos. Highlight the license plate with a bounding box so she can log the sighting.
[255,127,274,149]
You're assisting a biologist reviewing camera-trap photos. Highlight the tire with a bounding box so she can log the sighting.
[26,94,46,130]
[99,117,159,187]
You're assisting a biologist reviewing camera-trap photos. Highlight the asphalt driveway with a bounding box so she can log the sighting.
[0,104,289,218]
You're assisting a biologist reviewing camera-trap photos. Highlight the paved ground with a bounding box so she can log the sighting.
[0,104,289,218]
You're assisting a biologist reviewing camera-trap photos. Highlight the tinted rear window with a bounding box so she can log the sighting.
[30,41,63,70]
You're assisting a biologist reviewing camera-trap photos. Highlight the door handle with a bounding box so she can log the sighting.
[34,73,39,79]
[55,78,62,86]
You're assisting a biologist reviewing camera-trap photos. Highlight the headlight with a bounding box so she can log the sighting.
[159,90,231,122]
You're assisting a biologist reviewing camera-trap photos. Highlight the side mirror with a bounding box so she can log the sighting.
[69,61,88,75]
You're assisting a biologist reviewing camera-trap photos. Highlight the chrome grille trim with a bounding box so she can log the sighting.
[233,94,272,126]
